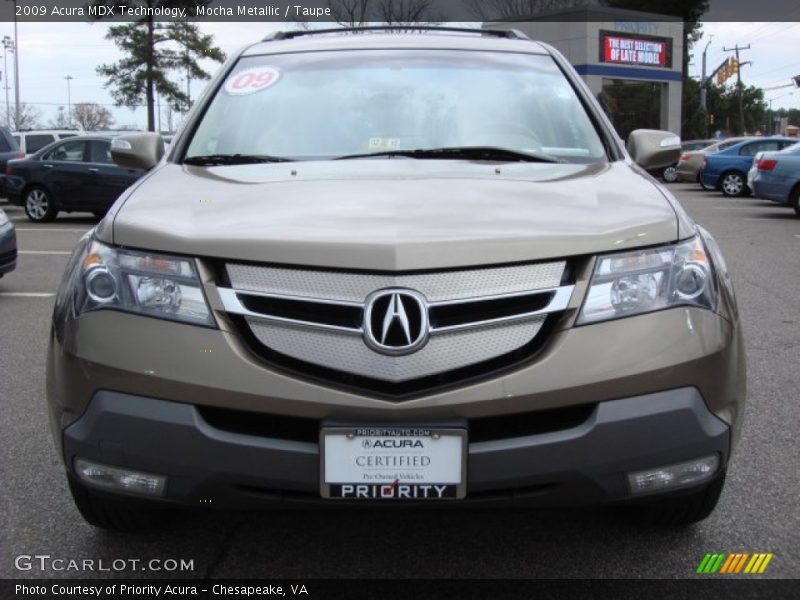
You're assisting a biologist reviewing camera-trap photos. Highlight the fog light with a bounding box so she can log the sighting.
[85,267,117,303]
[75,458,166,497]
[675,263,708,300]
[627,455,719,495]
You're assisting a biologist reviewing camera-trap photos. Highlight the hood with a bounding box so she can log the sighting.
[107,159,682,271]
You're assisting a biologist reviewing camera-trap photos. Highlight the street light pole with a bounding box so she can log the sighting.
[64,75,73,127]
[1,36,11,128]
[700,36,712,111]
[11,0,20,129]
[700,36,713,138]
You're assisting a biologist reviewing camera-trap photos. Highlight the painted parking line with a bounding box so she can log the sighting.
[17,250,72,255]
[0,292,55,298]
[741,217,793,222]
[14,228,90,233]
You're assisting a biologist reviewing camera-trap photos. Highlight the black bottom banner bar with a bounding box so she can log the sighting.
[2,579,796,600]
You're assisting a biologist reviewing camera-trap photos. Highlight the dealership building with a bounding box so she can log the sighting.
[489,7,684,140]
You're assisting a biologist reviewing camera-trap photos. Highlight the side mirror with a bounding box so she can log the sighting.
[111,133,164,171]
[627,129,681,170]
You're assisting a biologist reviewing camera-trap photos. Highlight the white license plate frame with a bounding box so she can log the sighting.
[320,426,467,500]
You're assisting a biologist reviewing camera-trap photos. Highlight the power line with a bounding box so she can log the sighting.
[747,22,799,45]
[748,61,800,83]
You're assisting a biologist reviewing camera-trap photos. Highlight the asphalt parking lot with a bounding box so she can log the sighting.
[0,184,798,580]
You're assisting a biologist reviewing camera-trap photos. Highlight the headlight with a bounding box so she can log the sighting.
[73,240,214,327]
[577,236,717,325]
[0,209,8,226]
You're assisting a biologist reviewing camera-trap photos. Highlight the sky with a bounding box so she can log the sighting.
[1,20,798,131]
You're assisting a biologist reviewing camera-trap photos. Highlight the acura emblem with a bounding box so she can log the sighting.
[363,289,429,355]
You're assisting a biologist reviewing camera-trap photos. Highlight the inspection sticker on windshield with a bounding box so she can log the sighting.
[368,137,401,151]
[223,66,281,95]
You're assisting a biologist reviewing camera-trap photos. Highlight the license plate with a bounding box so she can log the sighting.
[320,427,467,500]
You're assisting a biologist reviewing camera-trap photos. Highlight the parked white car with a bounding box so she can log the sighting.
[11,130,82,155]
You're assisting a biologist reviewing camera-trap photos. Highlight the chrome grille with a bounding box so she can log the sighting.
[246,316,546,382]
[221,261,571,385]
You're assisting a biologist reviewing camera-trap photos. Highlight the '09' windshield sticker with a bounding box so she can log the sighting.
[223,66,281,95]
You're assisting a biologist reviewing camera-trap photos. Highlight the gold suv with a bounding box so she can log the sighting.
[47,27,745,530]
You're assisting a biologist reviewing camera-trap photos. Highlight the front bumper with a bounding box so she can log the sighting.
[699,171,719,189]
[4,175,24,205]
[0,222,17,275]
[751,179,790,203]
[63,387,730,507]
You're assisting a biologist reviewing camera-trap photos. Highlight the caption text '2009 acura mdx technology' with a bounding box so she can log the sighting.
[47,27,745,530]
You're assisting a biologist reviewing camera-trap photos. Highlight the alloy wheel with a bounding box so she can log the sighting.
[721,173,743,196]
[25,189,50,220]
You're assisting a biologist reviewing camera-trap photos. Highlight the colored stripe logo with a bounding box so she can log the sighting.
[697,553,774,574]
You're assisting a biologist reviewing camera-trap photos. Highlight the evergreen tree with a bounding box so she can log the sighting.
[93,1,225,131]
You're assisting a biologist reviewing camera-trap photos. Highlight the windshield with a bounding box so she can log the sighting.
[186,49,608,164]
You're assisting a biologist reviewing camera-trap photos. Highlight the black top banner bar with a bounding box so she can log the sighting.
[0,0,797,23]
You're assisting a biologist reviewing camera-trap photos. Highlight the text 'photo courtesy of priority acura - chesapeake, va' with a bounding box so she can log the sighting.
[46,27,745,532]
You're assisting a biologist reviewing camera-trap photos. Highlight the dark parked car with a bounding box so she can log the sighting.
[5,135,145,222]
[0,125,24,197]
[699,137,798,197]
[0,207,16,277]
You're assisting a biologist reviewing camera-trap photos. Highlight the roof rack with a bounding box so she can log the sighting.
[263,26,530,42]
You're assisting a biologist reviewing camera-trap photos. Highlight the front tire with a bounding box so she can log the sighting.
[24,186,57,222]
[720,171,748,197]
[662,165,678,183]
[68,477,168,531]
[789,185,800,217]
[634,469,726,527]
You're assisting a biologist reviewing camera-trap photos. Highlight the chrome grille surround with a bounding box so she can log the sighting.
[221,261,572,383]
[226,261,567,302]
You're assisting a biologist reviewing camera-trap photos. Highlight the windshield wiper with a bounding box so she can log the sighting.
[334,146,563,163]
[183,153,294,166]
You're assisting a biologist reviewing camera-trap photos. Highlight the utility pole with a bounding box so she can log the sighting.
[64,75,73,128]
[767,99,773,135]
[723,44,750,135]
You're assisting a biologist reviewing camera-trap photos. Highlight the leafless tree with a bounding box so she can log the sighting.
[327,0,371,26]
[467,0,589,20]
[49,106,70,129]
[4,103,42,130]
[72,103,115,131]
[378,0,438,25]
[326,0,438,27]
